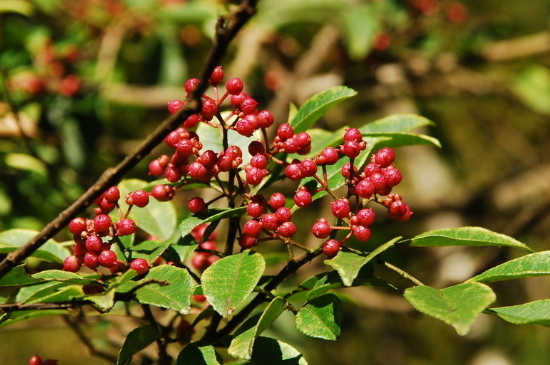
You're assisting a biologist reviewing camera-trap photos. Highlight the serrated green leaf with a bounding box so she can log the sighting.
[202,250,265,317]
[404,282,496,335]
[229,297,286,360]
[177,343,223,365]
[325,237,401,286]
[0,229,70,263]
[248,336,308,365]
[0,310,69,329]
[363,132,441,148]
[290,86,357,134]
[180,207,246,238]
[134,265,197,314]
[0,265,40,287]
[20,282,82,304]
[32,270,99,285]
[118,179,177,240]
[117,325,161,365]
[488,300,550,326]
[409,227,532,251]
[127,239,172,262]
[470,251,550,283]
[359,114,434,134]
[295,294,341,340]
[86,289,115,312]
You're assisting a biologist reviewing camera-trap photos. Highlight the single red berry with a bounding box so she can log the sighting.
[294,189,312,208]
[200,240,218,252]
[363,162,381,177]
[320,147,340,165]
[191,253,210,271]
[94,214,112,233]
[98,250,118,268]
[374,147,396,167]
[235,116,258,137]
[63,255,82,272]
[72,242,86,256]
[238,234,258,249]
[240,98,258,115]
[356,178,375,198]
[275,207,292,223]
[103,186,120,204]
[330,199,351,219]
[250,154,268,169]
[246,167,267,185]
[344,128,363,142]
[85,235,103,253]
[130,258,150,275]
[168,99,185,114]
[243,220,262,237]
[261,213,279,230]
[283,137,299,153]
[322,239,341,258]
[268,192,286,210]
[312,218,332,239]
[209,66,224,85]
[131,190,150,208]
[352,225,372,242]
[84,252,100,269]
[369,172,387,191]
[284,163,302,180]
[354,208,376,226]
[248,141,266,155]
[183,114,200,128]
[226,77,244,95]
[300,159,318,177]
[201,99,218,120]
[188,197,207,214]
[187,161,208,180]
[231,92,247,107]
[340,140,362,159]
[148,157,168,177]
[151,184,175,201]
[256,110,274,128]
[110,260,128,274]
[295,132,312,148]
[29,355,43,365]
[165,164,183,183]
[185,78,200,94]
[68,217,87,235]
[383,168,402,187]
[276,123,294,140]
[247,201,265,218]
[340,162,357,178]
[116,219,137,236]
[277,221,297,237]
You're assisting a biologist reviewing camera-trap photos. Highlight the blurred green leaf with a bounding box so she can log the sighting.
[339,3,378,60]
[488,300,550,326]
[202,250,265,317]
[0,264,39,287]
[179,207,246,238]
[0,309,68,329]
[117,325,161,365]
[511,64,550,115]
[360,114,434,134]
[0,229,70,263]
[404,283,496,335]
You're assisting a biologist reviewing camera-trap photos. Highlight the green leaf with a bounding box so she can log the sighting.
[248,337,308,365]
[325,237,401,286]
[17,281,82,304]
[180,207,246,238]
[118,179,177,240]
[510,64,550,115]
[0,229,70,263]
[289,86,357,134]
[0,265,40,287]
[409,227,532,252]
[0,310,69,329]
[127,239,172,262]
[86,289,115,312]
[339,2,379,60]
[359,114,434,134]
[229,297,286,360]
[488,300,550,326]
[134,265,197,314]
[404,282,496,335]
[197,121,254,164]
[117,325,162,365]
[32,270,99,285]
[202,250,265,317]
[295,294,342,340]
[177,343,223,365]
[363,132,441,148]
[470,251,550,283]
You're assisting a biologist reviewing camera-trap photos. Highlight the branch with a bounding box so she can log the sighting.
[0,0,259,279]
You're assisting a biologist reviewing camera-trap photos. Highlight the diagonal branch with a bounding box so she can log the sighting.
[0,0,259,279]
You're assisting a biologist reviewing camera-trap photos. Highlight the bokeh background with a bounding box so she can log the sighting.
[1,0,550,364]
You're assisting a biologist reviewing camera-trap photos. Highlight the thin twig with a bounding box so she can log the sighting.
[63,315,118,364]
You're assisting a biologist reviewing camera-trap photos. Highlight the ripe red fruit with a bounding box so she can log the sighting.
[63,255,82,272]
[322,239,341,258]
[374,147,396,168]
[191,253,210,271]
[354,208,376,226]
[356,179,375,198]
[201,99,218,120]
[250,154,268,169]
[300,159,317,177]
[268,192,286,210]
[256,110,274,128]
[320,147,339,165]
[235,116,258,137]
[276,123,294,140]
[29,355,43,365]
[240,98,258,115]
[103,186,121,203]
[226,77,244,95]
[187,161,208,180]
[184,78,200,94]
[352,225,372,242]
[209,66,224,85]
[110,260,128,274]
[85,234,103,253]
[94,214,112,233]
[243,220,262,237]
[275,207,292,223]
[245,166,267,185]
[131,190,150,207]
[261,213,279,230]
[168,99,185,114]
[84,252,100,269]
[130,258,150,275]
[312,218,332,239]
[98,250,118,268]
[151,184,175,201]
[246,201,265,218]
[344,128,362,142]
[330,199,351,219]
[68,217,87,235]
[116,219,137,236]
[294,189,312,208]
[284,163,302,180]
[188,197,207,214]
[238,234,258,249]
[277,221,297,237]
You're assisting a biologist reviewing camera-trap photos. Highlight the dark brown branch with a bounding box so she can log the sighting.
[63,315,118,364]
[0,0,258,280]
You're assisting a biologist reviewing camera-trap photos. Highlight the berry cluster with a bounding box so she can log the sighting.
[62,184,176,274]
[189,224,220,271]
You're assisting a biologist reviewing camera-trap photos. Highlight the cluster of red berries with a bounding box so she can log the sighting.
[29,355,57,365]
[189,224,220,271]
[62,184,176,275]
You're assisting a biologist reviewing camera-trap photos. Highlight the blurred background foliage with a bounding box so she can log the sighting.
[1,0,550,364]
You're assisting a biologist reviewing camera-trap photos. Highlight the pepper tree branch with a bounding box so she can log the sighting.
[0,0,258,279]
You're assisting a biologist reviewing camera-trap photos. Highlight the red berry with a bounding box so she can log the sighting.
[63,255,82,272]
[209,66,224,85]
[245,166,267,185]
[201,99,218,120]
[268,192,286,210]
[235,116,258,137]
[98,250,118,268]
[312,218,331,239]
[354,208,376,226]
[231,92,247,106]
[240,98,258,115]
[246,201,265,218]
[340,140,362,159]
[72,243,86,256]
[344,128,362,142]
[341,162,357,179]
[277,221,297,237]
[94,214,112,233]
[256,110,274,128]
[243,220,262,237]
[283,137,299,153]
[185,78,200,94]
[276,123,294,140]
[116,219,137,236]
[29,355,43,365]
[369,172,387,191]
[110,260,128,274]
[131,190,150,207]
[374,147,396,168]
[148,156,168,177]
[165,164,182,182]
[250,154,268,169]
[187,161,208,180]
[151,184,175,201]
[352,225,372,242]
[300,159,318,177]
[168,99,185,114]
[191,253,210,271]
[294,189,312,208]
[363,162,381,177]
[68,217,87,235]
[284,163,302,180]
[275,207,292,223]
[226,77,244,95]
[84,252,100,269]
[188,197,207,214]
[261,213,279,230]
[238,234,258,249]
[248,141,266,155]
[103,186,120,203]
[330,199,351,219]
[383,168,402,187]
[321,147,340,165]
[200,240,218,252]
[183,114,200,128]
[85,235,103,253]
[130,258,150,275]
[322,239,341,258]
[356,179,375,198]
